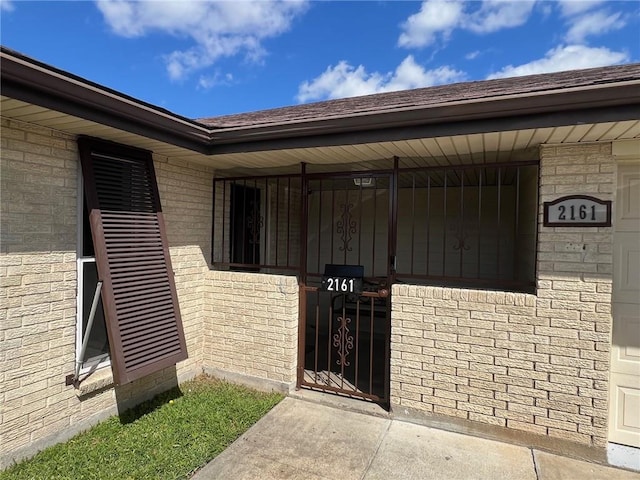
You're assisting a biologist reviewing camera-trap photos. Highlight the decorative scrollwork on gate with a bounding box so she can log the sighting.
[336,203,357,252]
[333,316,354,366]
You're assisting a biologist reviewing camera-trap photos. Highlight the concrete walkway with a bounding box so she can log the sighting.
[193,396,640,480]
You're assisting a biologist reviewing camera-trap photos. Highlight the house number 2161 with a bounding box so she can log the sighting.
[325,277,355,292]
[543,195,612,227]
[557,204,597,221]
[321,276,363,294]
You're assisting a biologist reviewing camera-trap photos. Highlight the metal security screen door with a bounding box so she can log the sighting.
[297,172,394,404]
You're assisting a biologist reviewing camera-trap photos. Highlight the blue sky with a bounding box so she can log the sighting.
[1,1,638,119]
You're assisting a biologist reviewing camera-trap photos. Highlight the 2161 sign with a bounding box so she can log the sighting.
[543,195,611,227]
[321,264,364,294]
[321,276,363,294]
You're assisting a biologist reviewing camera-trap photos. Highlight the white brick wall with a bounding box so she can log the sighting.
[0,118,213,467]
[155,155,214,373]
[390,143,615,449]
[1,118,80,462]
[203,271,298,388]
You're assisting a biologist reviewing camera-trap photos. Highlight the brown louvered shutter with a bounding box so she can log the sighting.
[78,136,187,386]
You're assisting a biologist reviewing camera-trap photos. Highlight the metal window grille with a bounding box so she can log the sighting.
[394,162,538,292]
[211,161,538,293]
[212,174,302,274]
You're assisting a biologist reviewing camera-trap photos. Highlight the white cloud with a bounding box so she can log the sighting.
[565,9,626,43]
[95,0,308,80]
[297,55,466,103]
[398,0,464,48]
[198,72,234,90]
[465,50,481,60]
[556,0,605,17]
[398,0,535,48]
[464,0,535,34]
[398,1,629,52]
[297,62,383,102]
[0,0,14,11]
[487,44,629,79]
[388,56,465,90]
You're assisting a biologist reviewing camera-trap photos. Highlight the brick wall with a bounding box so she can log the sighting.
[390,143,615,450]
[1,118,80,464]
[203,271,298,390]
[154,155,214,374]
[0,118,212,467]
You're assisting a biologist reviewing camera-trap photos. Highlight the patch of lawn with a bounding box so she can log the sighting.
[2,376,283,480]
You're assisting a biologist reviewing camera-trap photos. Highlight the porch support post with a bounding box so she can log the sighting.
[384,156,399,406]
[296,162,308,389]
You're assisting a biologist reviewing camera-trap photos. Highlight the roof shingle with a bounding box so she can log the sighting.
[198,63,640,128]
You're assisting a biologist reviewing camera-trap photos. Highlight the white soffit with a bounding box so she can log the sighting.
[1,95,639,173]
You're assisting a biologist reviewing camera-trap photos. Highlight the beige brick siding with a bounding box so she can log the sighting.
[0,118,212,467]
[1,118,80,462]
[390,143,615,449]
[155,155,214,374]
[203,271,298,387]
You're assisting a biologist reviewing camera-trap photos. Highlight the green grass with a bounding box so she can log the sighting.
[2,376,283,480]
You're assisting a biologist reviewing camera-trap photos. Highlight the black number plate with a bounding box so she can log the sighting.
[321,276,363,294]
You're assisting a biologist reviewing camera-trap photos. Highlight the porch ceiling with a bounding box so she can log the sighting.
[2,95,639,176]
[209,120,640,176]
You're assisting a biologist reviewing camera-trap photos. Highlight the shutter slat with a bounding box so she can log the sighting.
[111,269,168,280]
[116,296,174,315]
[124,338,181,359]
[105,245,165,253]
[120,310,173,330]
[110,262,166,273]
[123,317,175,347]
[122,326,178,348]
[112,283,172,298]
[79,137,188,386]
[124,344,183,370]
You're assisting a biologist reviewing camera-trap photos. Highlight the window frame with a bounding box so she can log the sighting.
[75,172,110,374]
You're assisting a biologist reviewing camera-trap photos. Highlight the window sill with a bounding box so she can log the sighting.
[75,367,114,397]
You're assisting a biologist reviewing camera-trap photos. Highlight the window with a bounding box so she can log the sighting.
[76,196,110,372]
[212,175,302,273]
[395,163,538,292]
[77,137,188,386]
[230,183,262,267]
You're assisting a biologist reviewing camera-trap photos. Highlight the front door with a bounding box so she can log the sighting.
[297,173,394,404]
[609,161,640,447]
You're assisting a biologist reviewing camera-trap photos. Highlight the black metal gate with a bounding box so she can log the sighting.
[297,171,395,404]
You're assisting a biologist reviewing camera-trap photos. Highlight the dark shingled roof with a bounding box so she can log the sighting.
[198,63,640,128]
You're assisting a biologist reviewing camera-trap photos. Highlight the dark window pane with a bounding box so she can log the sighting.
[82,202,94,257]
[81,261,109,366]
